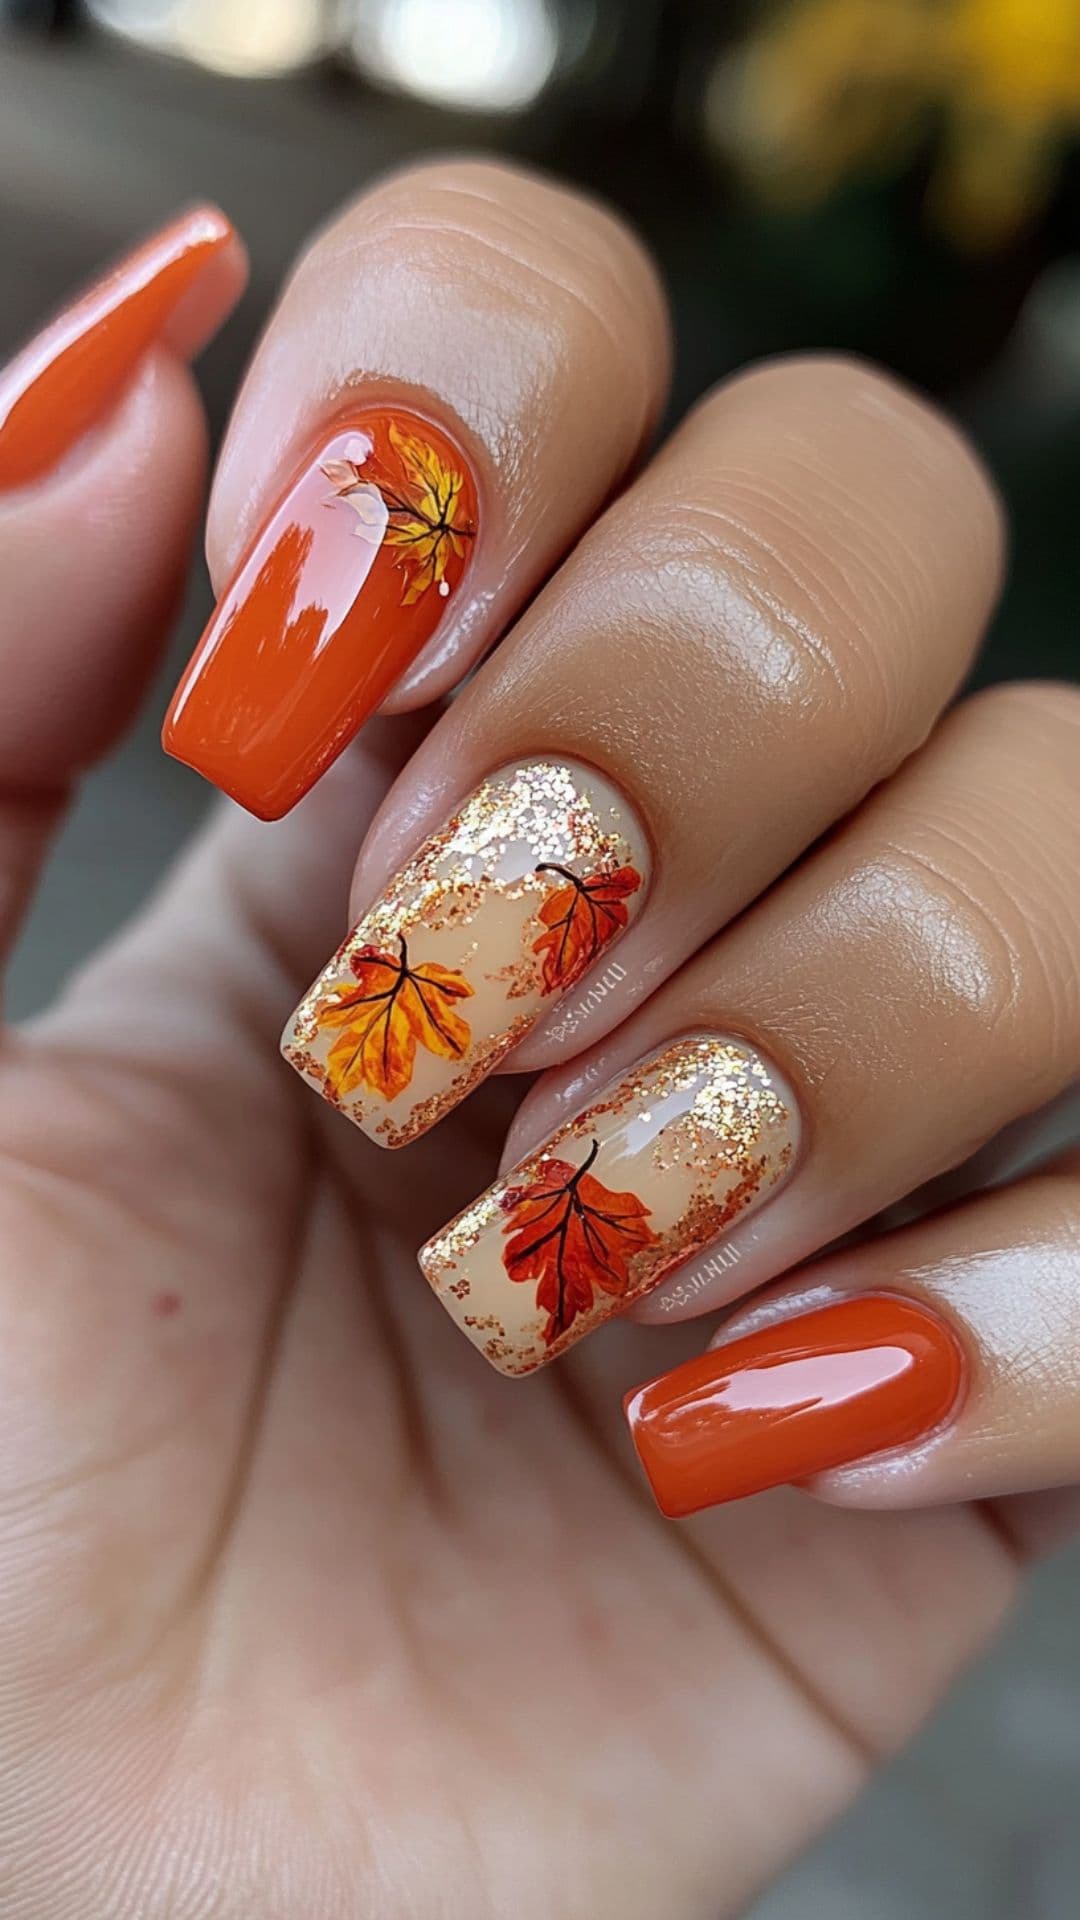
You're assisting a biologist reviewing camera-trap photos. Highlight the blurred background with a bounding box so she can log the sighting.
[0,2,1077,1913]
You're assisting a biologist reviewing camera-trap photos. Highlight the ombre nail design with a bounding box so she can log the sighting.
[0,204,236,493]
[163,408,479,818]
[625,1296,965,1516]
[282,759,647,1146]
[419,1035,799,1375]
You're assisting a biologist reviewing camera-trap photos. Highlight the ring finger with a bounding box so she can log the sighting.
[417,682,1079,1380]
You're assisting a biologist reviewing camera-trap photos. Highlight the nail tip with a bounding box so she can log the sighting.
[624,1420,697,1520]
[414,1034,797,1378]
[417,1234,543,1378]
[161,716,292,821]
[279,1019,412,1150]
[178,200,237,245]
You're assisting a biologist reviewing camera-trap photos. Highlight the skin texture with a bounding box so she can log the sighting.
[0,165,1076,1920]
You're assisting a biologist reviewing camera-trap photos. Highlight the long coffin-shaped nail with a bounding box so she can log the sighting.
[282,758,648,1144]
[0,204,237,492]
[163,407,480,818]
[419,1034,800,1375]
[625,1296,965,1516]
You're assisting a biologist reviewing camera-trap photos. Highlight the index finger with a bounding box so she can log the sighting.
[164,159,670,819]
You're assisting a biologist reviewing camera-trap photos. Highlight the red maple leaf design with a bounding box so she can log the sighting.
[532,863,642,993]
[500,1140,657,1345]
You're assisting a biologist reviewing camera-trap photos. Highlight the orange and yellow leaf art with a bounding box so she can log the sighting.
[322,420,476,606]
[500,1141,657,1345]
[532,863,642,993]
[312,936,474,1101]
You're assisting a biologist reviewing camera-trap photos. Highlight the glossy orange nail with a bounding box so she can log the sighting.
[625,1296,964,1517]
[0,205,239,492]
[163,408,480,819]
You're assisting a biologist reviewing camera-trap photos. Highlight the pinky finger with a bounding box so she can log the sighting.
[624,1149,1080,1531]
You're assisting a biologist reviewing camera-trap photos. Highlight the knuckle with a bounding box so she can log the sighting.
[961,677,1080,756]
[879,786,1080,1078]
[874,830,1027,1039]
[295,159,668,379]
[647,491,884,724]
[696,352,1005,576]
[598,478,922,789]
[590,353,1005,783]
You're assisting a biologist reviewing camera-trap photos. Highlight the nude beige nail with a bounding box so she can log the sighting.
[282,758,648,1146]
[418,1034,801,1375]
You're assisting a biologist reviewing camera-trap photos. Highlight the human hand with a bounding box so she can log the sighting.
[0,168,1076,1920]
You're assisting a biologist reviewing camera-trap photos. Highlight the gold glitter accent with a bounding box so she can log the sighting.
[488,952,541,1000]
[620,1161,772,1300]
[373,1012,535,1147]
[344,762,633,951]
[418,1035,800,1375]
[282,758,646,1146]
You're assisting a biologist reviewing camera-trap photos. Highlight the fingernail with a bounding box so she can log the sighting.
[0,204,237,492]
[163,408,480,818]
[282,758,647,1143]
[625,1296,964,1516]
[419,1034,799,1375]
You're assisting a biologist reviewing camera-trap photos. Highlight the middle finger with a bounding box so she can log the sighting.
[286,354,1002,1144]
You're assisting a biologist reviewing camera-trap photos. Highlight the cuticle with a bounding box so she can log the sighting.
[326,379,497,569]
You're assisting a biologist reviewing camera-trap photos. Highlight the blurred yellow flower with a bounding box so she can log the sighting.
[937,0,1080,242]
[711,0,1080,247]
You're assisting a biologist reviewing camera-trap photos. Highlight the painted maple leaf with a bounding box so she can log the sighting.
[313,935,473,1101]
[532,863,642,993]
[321,421,475,606]
[500,1141,657,1345]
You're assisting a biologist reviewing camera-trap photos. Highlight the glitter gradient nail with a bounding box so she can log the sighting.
[419,1035,800,1375]
[282,759,648,1146]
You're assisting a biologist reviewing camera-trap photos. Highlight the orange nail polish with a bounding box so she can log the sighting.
[0,205,237,492]
[163,408,480,819]
[625,1296,964,1517]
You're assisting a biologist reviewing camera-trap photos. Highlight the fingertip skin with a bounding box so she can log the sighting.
[163,406,479,819]
[0,204,240,492]
[625,1297,965,1517]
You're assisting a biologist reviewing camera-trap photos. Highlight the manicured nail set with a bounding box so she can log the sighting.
[0,205,965,1516]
